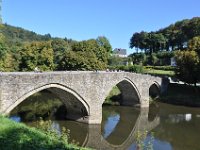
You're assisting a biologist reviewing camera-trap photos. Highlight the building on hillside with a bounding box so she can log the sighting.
[112,48,127,57]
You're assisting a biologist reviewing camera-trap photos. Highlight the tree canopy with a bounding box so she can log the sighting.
[0,24,112,71]
[175,36,200,86]
[130,17,200,53]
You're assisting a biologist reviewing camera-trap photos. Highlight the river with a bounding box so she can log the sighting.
[9,92,200,150]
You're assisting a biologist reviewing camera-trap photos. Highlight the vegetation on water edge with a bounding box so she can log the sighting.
[0,116,89,150]
[104,86,121,105]
[159,83,200,106]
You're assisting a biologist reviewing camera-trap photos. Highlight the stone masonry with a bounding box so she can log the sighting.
[0,71,165,124]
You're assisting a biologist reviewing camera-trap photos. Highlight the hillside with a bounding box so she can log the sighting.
[0,23,112,72]
[0,23,52,44]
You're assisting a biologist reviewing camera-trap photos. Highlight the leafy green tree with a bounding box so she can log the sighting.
[130,17,200,53]
[130,53,146,65]
[175,50,199,86]
[130,31,149,53]
[19,41,55,71]
[58,38,111,71]
[188,36,200,55]
[96,36,112,53]
[51,38,73,70]
[175,36,200,86]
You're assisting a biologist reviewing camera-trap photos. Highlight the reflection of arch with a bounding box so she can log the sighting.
[5,83,90,117]
[103,108,140,147]
[149,81,161,98]
[104,78,141,106]
[86,108,160,150]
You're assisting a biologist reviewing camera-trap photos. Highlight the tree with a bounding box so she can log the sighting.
[188,36,200,55]
[175,36,200,86]
[19,41,55,71]
[130,17,200,54]
[96,36,112,53]
[57,38,110,71]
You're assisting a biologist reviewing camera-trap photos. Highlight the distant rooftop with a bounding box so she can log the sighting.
[113,48,127,57]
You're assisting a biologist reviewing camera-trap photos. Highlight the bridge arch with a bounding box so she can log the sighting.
[149,81,161,99]
[5,83,90,120]
[104,78,141,106]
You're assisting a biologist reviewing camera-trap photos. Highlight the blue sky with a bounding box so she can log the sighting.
[2,0,200,54]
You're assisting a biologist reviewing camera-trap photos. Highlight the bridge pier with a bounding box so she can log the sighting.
[88,107,102,124]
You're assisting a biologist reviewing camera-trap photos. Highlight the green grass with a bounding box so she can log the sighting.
[0,116,89,150]
[159,83,200,106]
[144,68,175,77]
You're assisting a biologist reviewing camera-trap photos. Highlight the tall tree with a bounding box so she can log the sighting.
[19,41,55,71]
[175,36,200,86]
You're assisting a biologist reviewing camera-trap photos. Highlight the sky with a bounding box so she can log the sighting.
[2,0,200,54]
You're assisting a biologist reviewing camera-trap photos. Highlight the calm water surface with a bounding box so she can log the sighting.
[11,101,200,150]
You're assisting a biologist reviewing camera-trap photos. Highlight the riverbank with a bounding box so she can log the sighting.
[0,116,89,150]
[159,83,200,107]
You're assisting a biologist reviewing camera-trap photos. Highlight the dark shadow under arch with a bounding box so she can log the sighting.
[116,79,141,106]
[149,82,161,99]
[6,84,90,123]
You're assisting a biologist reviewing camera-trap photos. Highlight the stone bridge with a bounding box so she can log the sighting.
[0,71,166,124]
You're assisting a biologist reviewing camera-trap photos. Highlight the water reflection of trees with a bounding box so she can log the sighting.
[152,103,200,150]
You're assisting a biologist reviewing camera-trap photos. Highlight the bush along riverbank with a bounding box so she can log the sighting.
[159,83,200,107]
[0,116,89,150]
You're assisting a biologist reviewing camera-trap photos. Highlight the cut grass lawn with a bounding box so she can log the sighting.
[144,68,175,77]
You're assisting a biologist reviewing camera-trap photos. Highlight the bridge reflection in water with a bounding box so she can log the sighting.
[25,106,159,149]
[85,106,160,150]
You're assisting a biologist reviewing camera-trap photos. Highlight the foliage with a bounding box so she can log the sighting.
[1,23,51,45]
[10,91,63,121]
[144,68,175,77]
[128,65,144,73]
[130,17,200,53]
[144,65,175,71]
[130,52,147,65]
[175,36,200,85]
[104,86,121,105]
[130,51,174,66]
[108,65,144,73]
[19,41,55,71]
[175,50,199,85]
[0,23,112,71]
[0,116,89,150]
[56,39,109,70]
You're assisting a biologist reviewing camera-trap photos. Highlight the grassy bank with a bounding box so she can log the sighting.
[143,68,175,77]
[0,116,88,150]
[159,83,200,106]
